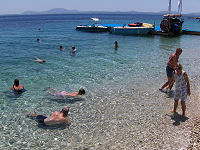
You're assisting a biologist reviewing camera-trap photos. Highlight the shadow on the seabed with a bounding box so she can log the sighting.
[49,97,85,104]
[4,89,27,99]
[37,123,69,130]
[168,112,189,126]
[27,117,69,130]
[159,89,174,98]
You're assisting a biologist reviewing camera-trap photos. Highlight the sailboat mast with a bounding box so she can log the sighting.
[168,0,172,15]
[178,0,182,15]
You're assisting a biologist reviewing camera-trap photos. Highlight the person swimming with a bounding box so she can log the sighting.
[10,79,24,94]
[60,45,65,50]
[26,107,71,126]
[46,88,85,97]
[31,57,46,63]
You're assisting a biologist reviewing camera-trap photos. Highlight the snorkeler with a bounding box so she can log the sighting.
[45,88,85,97]
[31,57,46,63]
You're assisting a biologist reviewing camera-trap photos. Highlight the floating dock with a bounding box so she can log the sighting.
[147,26,200,36]
[95,24,200,36]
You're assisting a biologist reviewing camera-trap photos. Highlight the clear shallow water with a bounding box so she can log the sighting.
[0,14,200,149]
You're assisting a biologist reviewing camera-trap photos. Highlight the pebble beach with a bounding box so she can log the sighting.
[0,14,200,149]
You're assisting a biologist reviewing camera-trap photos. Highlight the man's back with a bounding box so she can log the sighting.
[44,111,68,125]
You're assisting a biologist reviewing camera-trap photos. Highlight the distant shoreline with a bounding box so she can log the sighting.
[0,8,200,16]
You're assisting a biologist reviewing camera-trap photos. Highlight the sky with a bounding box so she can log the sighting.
[1,0,199,14]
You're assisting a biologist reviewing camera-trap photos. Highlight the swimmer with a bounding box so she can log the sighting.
[10,79,24,94]
[60,45,65,50]
[46,88,85,97]
[31,57,46,63]
[70,46,76,54]
[26,107,71,126]
[36,38,40,42]
[114,41,119,50]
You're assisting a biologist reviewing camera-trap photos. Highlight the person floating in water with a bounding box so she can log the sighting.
[36,38,40,42]
[10,79,24,94]
[160,48,182,92]
[70,46,76,54]
[172,64,190,118]
[31,57,46,63]
[26,107,71,126]
[46,88,85,97]
[114,41,119,50]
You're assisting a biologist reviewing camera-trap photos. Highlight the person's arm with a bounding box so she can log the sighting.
[184,72,190,96]
[66,92,78,97]
[63,117,71,126]
[10,86,14,90]
[50,88,59,92]
[46,90,53,95]
[30,59,37,62]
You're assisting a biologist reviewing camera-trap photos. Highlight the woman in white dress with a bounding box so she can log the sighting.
[172,64,190,117]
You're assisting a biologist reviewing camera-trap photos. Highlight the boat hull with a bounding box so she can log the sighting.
[76,26,109,32]
[110,27,154,35]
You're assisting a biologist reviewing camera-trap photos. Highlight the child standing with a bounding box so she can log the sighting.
[172,64,190,117]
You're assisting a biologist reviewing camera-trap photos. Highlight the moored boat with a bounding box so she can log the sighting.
[110,23,154,35]
[160,0,184,35]
[160,14,184,34]
[76,24,109,32]
[76,18,109,32]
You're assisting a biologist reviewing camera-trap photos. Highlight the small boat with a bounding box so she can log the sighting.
[109,23,155,35]
[160,14,184,34]
[76,24,108,32]
[160,0,184,34]
[76,18,109,32]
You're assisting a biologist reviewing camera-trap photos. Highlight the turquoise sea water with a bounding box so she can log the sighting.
[1,14,200,149]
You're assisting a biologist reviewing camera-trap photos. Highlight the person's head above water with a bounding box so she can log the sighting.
[60,107,69,117]
[78,88,85,95]
[14,79,20,87]
[72,46,75,49]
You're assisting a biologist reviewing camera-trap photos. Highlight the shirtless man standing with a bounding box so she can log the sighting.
[160,48,182,91]
[26,107,71,126]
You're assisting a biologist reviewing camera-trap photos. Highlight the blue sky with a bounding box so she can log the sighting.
[1,0,199,14]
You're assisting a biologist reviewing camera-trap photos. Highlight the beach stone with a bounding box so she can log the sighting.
[9,139,16,145]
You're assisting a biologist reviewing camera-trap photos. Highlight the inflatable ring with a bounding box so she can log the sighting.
[160,19,169,32]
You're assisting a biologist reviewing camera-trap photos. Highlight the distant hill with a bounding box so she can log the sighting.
[185,12,200,17]
[21,8,171,15]
[22,8,80,15]
[22,8,200,16]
